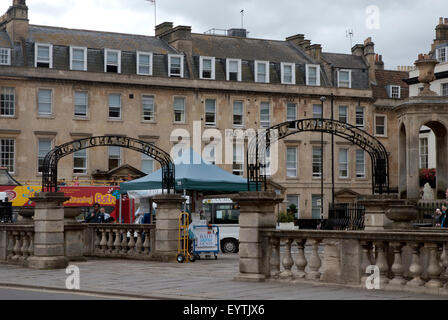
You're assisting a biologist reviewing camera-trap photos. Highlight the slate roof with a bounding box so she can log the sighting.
[321,52,367,69]
[191,33,313,64]
[373,69,409,99]
[0,31,11,48]
[27,25,178,54]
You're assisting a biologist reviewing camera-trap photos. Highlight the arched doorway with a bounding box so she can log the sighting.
[41,135,175,193]
[247,118,390,194]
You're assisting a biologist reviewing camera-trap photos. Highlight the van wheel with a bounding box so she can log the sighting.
[221,239,238,253]
[177,254,185,263]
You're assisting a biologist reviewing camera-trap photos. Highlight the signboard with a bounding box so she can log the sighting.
[193,225,219,252]
[0,185,119,207]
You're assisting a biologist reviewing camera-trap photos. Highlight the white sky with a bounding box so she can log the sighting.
[1,0,447,69]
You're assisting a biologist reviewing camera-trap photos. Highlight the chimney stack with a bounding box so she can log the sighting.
[306,44,322,61]
[1,0,29,44]
[286,34,305,47]
[155,22,173,37]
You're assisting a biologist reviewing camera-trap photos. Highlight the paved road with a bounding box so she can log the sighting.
[0,286,119,300]
[0,255,445,300]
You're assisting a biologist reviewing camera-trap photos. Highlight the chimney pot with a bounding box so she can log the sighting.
[440,17,444,24]
[445,18,448,25]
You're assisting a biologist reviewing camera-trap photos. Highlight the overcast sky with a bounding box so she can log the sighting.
[2,0,447,69]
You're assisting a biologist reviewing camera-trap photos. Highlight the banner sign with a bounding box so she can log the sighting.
[0,185,119,207]
[193,225,219,252]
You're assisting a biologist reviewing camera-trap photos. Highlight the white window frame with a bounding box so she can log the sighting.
[69,46,87,71]
[226,58,242,81]
[108,93,121,119]
[286,102,297,122]
[232,143,244,176]
[286,195,300,219]
[355,106,365,129]
[338,69,352,88]
[35,43,53,68]
[142,94,155,122]
[441,83,448,96]
[312,147,322,178]
[0,87,15,117]
[0,48,11,65]
[141,153,155,174]
[37,138,52,174]
[104,48,121,73]
[108,146,122,170]
[168,54,184,78]
[73,149,88,175]
[281,62,295,84]
[0,138,15,174]
[437,47,447,63]
[205,99,217,127]
[286,147,298,178]
[260,101,271,128]
[389,85,401,99]
[338,148,349,178]
[356,149,366,178]
[199,56,215,80]
[419,137,429,169]
[338,106,348,123]
[374,114,387,137]
[74,91,88,118]
[137,51,153,76]
[173,97,186,123]
[255,60,270,83]
[233,100,244,128]
[306,64,321,86]
[38,88,53,116]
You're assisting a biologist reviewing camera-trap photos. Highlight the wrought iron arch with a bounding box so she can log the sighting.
[247,118,389,194]
[41,135,175,193]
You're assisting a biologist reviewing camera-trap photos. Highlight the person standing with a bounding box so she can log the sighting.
[441,206,448,228]
[85,203,101,223]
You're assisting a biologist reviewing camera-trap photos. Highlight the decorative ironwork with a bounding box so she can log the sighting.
[247,118,390,194]
[41,136,175,193]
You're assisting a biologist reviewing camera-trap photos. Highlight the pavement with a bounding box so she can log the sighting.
[0,254,446,300]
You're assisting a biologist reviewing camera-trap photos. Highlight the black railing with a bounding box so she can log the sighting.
[325,203,365,230]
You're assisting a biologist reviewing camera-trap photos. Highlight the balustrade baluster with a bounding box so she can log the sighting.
[20,232,29,260]
[440,242,448,282]
[120,230,128,253]
[373,241,389,286]
[106,229,114,253]
[269,237,280,279]
[113,229,121,254]
[12,232,21,260]
[27,232,34,257]
[280,238,294,279]
[128,229,136,254]
[306,239,322,281]
[294,239,307,279]
[425,242,443,288]
[135,230,143,254]
[93,228,101,253]
[100,229,107,253]
[407,242,424,287]
[143,229,150,255]
[360,241,373,284]
[6,231,14,260]
[389,242,406,285]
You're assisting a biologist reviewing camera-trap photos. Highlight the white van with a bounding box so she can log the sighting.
[202,199,240,254]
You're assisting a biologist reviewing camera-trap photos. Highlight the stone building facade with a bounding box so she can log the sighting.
[0,0,400,218]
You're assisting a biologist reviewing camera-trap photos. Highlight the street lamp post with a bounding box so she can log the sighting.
[320,96,327,222]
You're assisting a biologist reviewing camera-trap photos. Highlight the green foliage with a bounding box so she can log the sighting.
[288,204,298,215]
[278,211,295,223]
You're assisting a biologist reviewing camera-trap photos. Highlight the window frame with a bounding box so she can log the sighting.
[108,146,122,170]
[37,88,53,116]
[286,147,298,178]
[441,83,448,96]
[199,56,215,80]
[232,100,244,128]
[338,148,349,179]
[355,106,365,129]
[389,85,401,99]
[281,62,296,84]
[69,46,87,71]
[141,94,155,122]
[74,91,88,118]
[0,138,15,174]
[437,47,447,63]
[37,138,52,174]
[338,105,348,123]
[374,114,387,137]
[306,64,321,86]
[0,48,11,65]
[104,48,121,73]
[286,194,300,219]
[286,102,297,122]
[338,69,352,88]
[137,51,153,76]
[141,153,155,174]
[205,98,217,127]
[108,93,122,120]
[35,43,53,68]
[0,87,15,117]
[312,146,322,178]
[73,148,88,175]
[254,60,270,83]
[173,96,186,123]
[232,142,244,176]
[226,58,242,81]
[419,137,429,169]
[260,101,271,128]
[168,54,184,78]
[355,149,366,178]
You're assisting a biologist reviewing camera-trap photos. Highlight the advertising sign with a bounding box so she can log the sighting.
[193,225,219,252]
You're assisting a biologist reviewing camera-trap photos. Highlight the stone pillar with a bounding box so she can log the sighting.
[27,192,69,269]
[152,194,184,262]
[359,196,395,230]
[231,191,282,282]
[64,207,86,261]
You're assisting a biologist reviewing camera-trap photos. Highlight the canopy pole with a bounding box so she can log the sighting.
[119,196,122,223]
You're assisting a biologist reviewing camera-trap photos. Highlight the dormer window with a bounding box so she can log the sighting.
[281,62,295,84]
[70,46,87,71]
[104,49,121,73]
[35,43,53,68]
[0,48,11,65]
[226,59,242,81]
[306,64,321,86]
[338,69,351,88]
[388,85,401,99]
[255,60,269,83]
[168,54,184,78]
[137,51,153,75]
[437,46,447,63]
[199,56,215,80]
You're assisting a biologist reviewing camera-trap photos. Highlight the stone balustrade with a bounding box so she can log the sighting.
[0,225,34,266]
[84,224,156,260]
[260,229,448,295]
